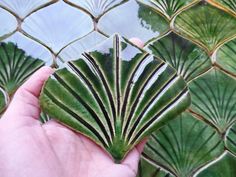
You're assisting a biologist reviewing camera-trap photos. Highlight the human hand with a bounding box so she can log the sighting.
[0,39,145,177]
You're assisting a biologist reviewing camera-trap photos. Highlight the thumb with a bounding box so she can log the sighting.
[2,66,54,125]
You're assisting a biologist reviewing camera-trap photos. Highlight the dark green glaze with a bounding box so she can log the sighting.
[147,32,211,82]
[141,112,224,177]
[40,34,190,162]
[174,1,236,54]
[216,38,236,75]
[138,0,195,19]
[196,152,236,177]
[0,87,8,113]
[1,0,236,175]
[189,69,236,133]
[209,0,236,15]
[0,42,45,95]
[137,158,174,177]
[226,122,236,156]
[0,42,44,115]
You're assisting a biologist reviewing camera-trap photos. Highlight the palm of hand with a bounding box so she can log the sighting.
[0,67,144,177]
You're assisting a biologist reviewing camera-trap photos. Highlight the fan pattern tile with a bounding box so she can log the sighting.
[0,7,17,39]
[0,0,57,19]
[22,1,94,53]
[1,0,236,176]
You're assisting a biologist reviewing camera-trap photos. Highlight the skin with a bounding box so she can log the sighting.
[0,39,145,177]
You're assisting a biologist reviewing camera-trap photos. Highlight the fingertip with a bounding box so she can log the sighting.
[37,66,54,76]
[129,37,144,48]
[23,66,54,87]
[30,66,54,81]
[19,66,54,97]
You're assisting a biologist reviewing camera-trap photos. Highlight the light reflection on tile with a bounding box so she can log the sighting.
[0,8,17,38]
[22,1,94,53]
[64,0,125,18]
[98,0,169,43]
[4,32,53,65]
[0,0,56,18]
[58,31,107,62]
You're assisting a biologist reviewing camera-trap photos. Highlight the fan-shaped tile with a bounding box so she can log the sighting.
[226,122,236,156]
[40,34,190,162]
[0,8,17,39]
[0,87,8,114]
[4,32,52,65]
[174,1,236,54]
[143,112,224,177]
[195,152,236,177]
[22,1,94,53]
[137,0,196,19]
[64,0,126,18]
[98,0,169,43]
[189,69,236,133]
[146,32,211,82]
[138,158,174,177]
[207,0,236,16]
[0,0,56,19]
[58,31,107,63]
[0,42,45,95]
[216,38,236,75]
